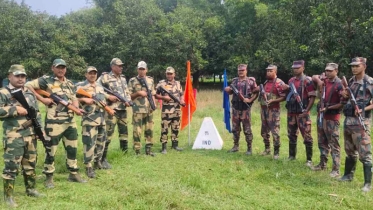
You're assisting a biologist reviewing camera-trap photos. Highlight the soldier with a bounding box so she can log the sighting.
[312,63,346,177]
[1,65,44,207]
[286,60,316,167]
[97,58,131,169]
[340,57,373,192]
[155,67,185,154]
[128,61,156,156]
[256,65,286,159]
[25,58,86,188]
[76,66,111,178]
[224,64,258,155]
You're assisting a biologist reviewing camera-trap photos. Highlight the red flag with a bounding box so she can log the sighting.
[181,61,197,130]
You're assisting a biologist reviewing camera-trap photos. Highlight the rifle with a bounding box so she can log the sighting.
[318,84,326,128]
[230,84,251,108]
[10,89,49,147]
[35,89,98,124]
[259,84,269,108]
[137,77,156,111]
[341,76,367,132]
[157,85,185,107]
[288,83,306,112]
[102,86,134,107]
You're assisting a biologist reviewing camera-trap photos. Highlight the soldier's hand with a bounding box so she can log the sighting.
[224,86,231,93]
[252,86,260,94]
[299,111,308,118]
[124,102,130,107]
[138,91,148,97]
[42,97,55,106]
[108,95,118,102]
[84,98,95,105]
[281,84,289,91]
[267,99,274,106]
[355,108,363,117]
[320,107,326,112]
[163,95,171,102]
[341,89,350,99]
[243,98,251,103]
[75,109,84,116]
[16,106,28,116]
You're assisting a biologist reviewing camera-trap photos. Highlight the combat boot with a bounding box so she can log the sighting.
[161,142,167,154]
[228,144,239,153]
[86,167,95,178]
[3,179,17,208]
[288,143,297,160]
[312,155,327,171]
[362,163,372,192]
[24,173,44,197]
[261,145,271,156]
[273,146,280,160]
[340,156,357,182]
[120,140,128,153]
[44,173,54,189]
[68,173,87,183]
[305,145,313,167]
[145,144,155,157]
[171,140,183,151]
[101,142,112,169]
[93,161,102,170]
[245,144,252,156]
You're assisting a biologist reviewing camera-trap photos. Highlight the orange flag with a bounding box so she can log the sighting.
[181,61,197,130]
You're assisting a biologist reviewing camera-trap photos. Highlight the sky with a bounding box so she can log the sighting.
[14,0,93,16]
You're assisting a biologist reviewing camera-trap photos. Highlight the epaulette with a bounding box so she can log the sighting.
[158,79,165,84]
[147,76,154,79]
[366,75,373,85]
[42,75,50,79]
[101,72,108,75]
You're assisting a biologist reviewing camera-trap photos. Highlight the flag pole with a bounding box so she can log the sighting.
[188,103,191,146]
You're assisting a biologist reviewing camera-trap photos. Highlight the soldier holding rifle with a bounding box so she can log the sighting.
[155,67,185,154]
[312,63,346,178]
[26,58,86,188]
[128,61,157,156]
[0,65,44,207]
[340,57,373,192]
[224,64,258,155]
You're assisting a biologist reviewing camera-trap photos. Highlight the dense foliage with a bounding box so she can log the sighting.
[1,0,373,84]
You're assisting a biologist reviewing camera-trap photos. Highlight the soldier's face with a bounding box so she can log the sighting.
[266,69,277,79]
[52,65,66,78]
[137,68,147,77]
[8,73,26,88]
[237,68,246,77]
[112,65,123,75]
[166,72,175,81]
[325,69,337,79]
[351,64,366,76]
[292,66,304,76]
[86,71,97,83]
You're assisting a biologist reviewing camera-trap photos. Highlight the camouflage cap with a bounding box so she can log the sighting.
[349,57,367,65]
[110,58,124,66]
[237,64,247,70]
[325,63,338,70]
[9,64,27,76]
[86,66,97,73]
[165,67,175,73]
[137,61,147,69]
[292,60,305,68]
[266,64,277,70]
[53,58,67,67]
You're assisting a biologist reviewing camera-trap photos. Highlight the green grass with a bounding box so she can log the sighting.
[0,90,372,209]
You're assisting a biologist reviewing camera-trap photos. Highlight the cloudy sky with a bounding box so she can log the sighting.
[14,0,93,16]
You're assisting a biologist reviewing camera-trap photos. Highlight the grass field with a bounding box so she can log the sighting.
[0,90,372,209]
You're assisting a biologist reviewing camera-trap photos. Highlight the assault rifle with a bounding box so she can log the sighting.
[259,84,268,108]
[318,84,326,128]
[137,77,156,111]
[157,86,185,107]
[230,84,251,108]
[102,86,133,107]
[76,88,116,116]
[35,89,98,124]
[10,89,49,147]
[288,83,306,112]
[341,76,367,132]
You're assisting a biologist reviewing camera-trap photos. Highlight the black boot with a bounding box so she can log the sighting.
[305,145,313,167]
[261,144,271,156]
[3,179,17,208]
[24,173,44,197]
[245,144,252,156]
[340,156,357,182]
[120,140,128,152]
[273,146,280,160]
[93,161,102,170]
[288,143,297,160]
[161,143,167,154]
[44,173,54,189]
[362,163,372,192]
[101,141,112,169]
[86,167,96,178]
[145,144,155,157]
[312,155,327,171]
[228,144,239,153]
[171,140,183,151]
[68,173,87,183]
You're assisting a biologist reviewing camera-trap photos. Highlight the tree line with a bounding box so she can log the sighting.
[1,0,373,86]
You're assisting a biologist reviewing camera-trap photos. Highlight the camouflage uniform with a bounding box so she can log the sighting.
[97,71,131,155]
[128,76,156,154]
[258,78,286,156]
[26,75,80,175]
[0,84,42,203]
[341,74,373,187]
[315,77,346,174]
[155,79,184,151]
[230,77,257,154]
[286,75,316,161]
[76,80,107,169]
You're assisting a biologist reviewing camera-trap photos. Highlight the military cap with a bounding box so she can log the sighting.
[137,61,147,69]
[325,63,338,70]
[53,58,67,67]
[9,64,27,76]
[292,60,305,68]
[349,57,367,65]
[110,58,124,66]
[266,64,277,70]
[165,67,175,73]
[237,64,247,70]
[86,66,97,73]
